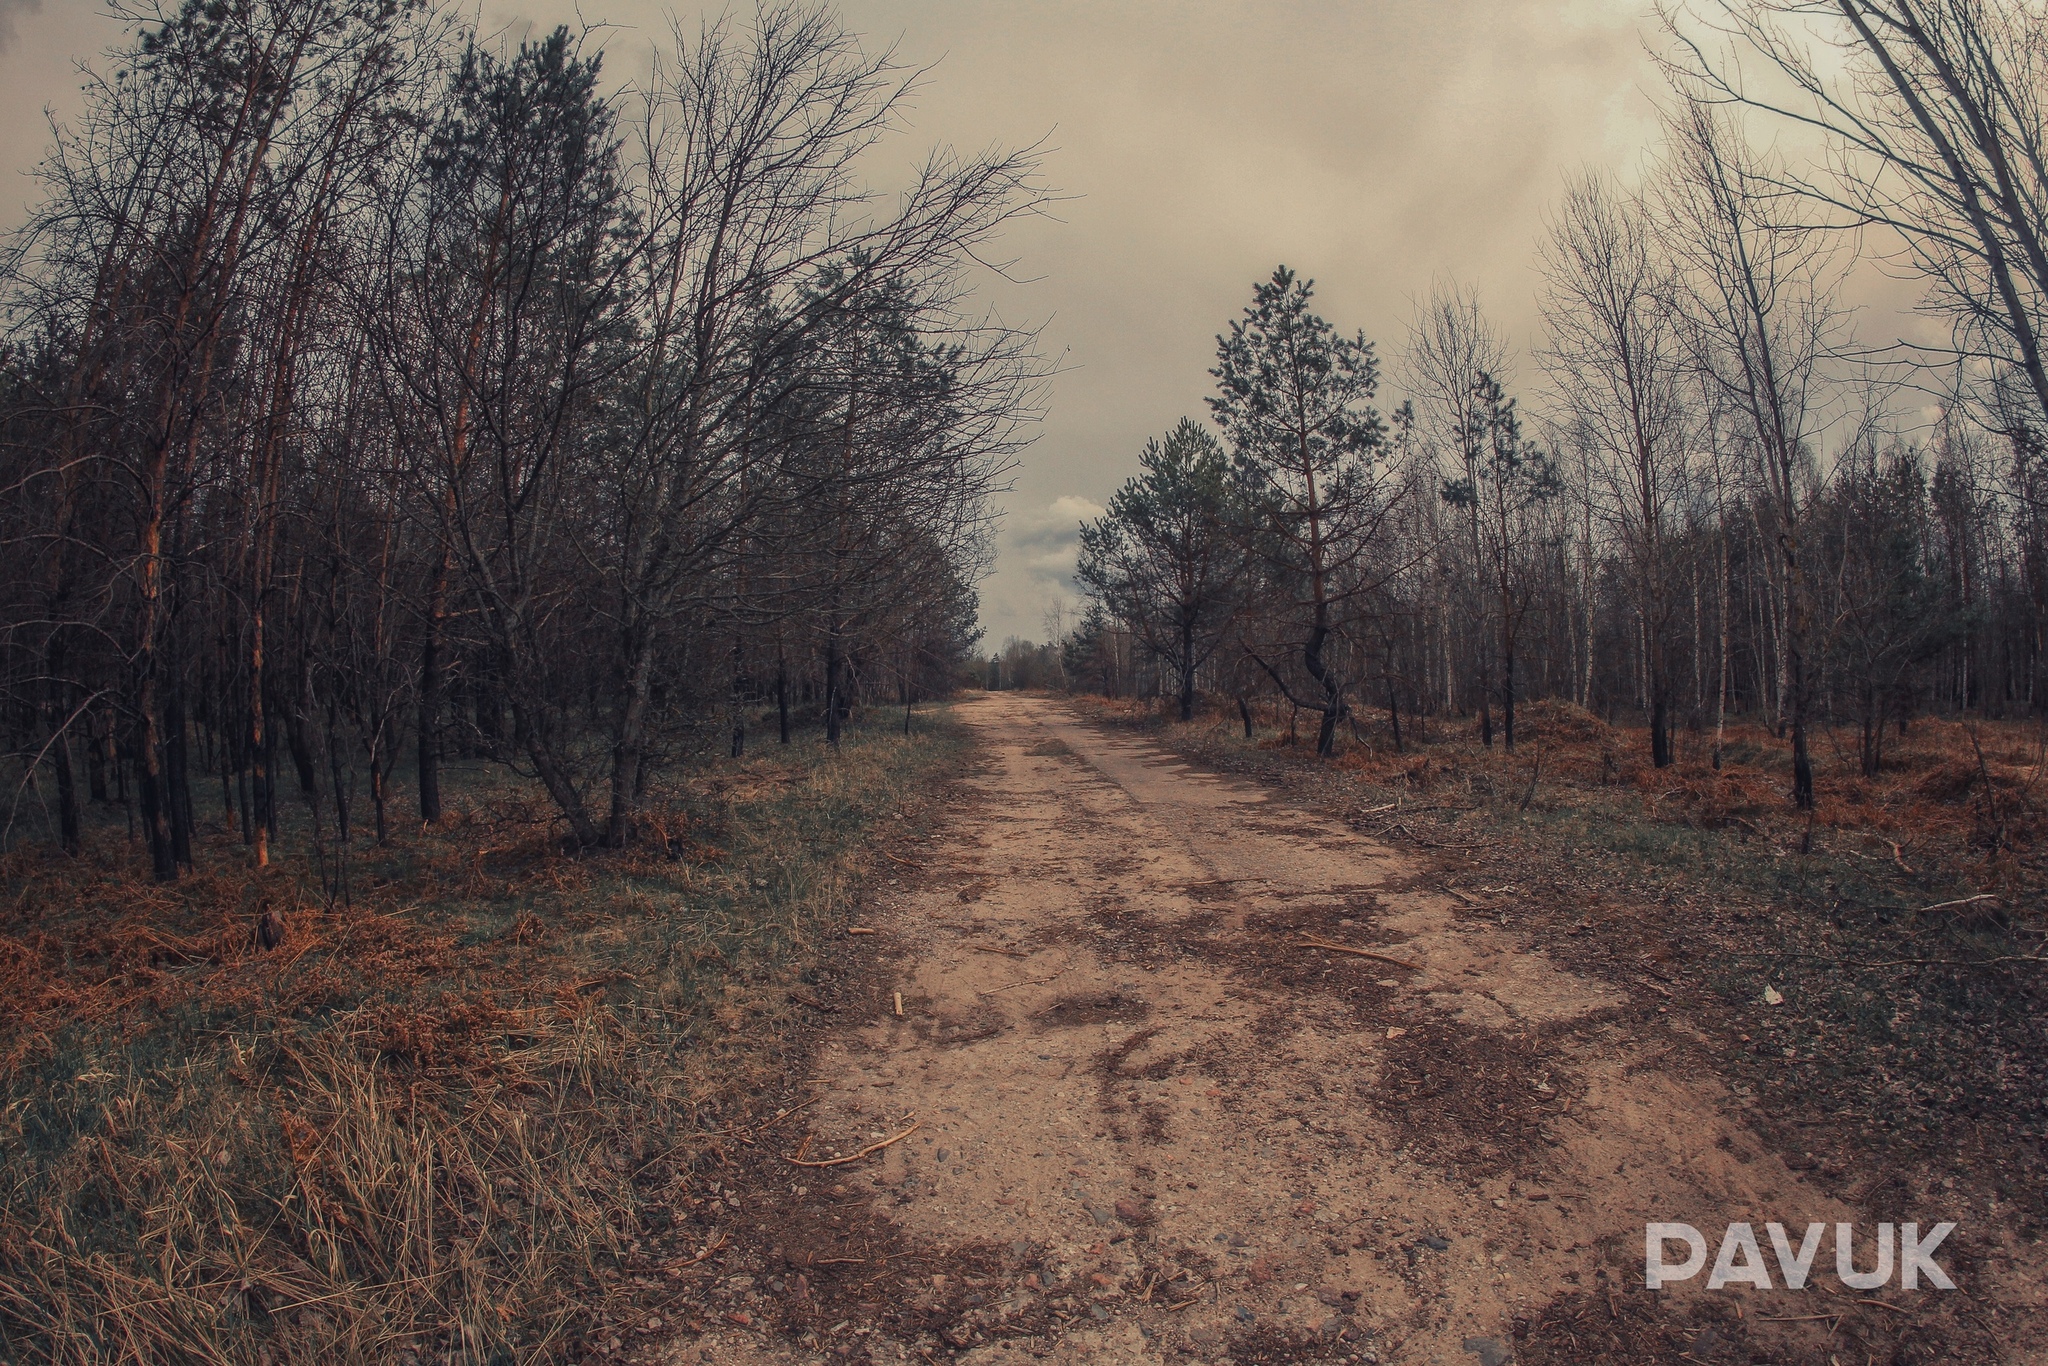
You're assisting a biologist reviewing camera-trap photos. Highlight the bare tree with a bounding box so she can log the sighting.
[1539,173,1691,767]
[1654,93,1846,805]
[1403,279,1511,742]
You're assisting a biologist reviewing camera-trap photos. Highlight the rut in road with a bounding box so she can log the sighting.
[673,695,1882,1365]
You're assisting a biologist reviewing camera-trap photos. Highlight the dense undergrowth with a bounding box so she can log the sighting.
[1073,694,2048,1230]
[0,713,969,1364]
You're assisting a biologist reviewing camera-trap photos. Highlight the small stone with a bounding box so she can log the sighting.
[725,1311,752,1328]
[1114,1198,1145,1222]
[1462,1338,1510,1366]
[1235,1305,1255,1322]
[1417,1235,1450,1252]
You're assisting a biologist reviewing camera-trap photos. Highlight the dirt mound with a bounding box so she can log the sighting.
[1912,758,2037,803]
[1517,699,1613,746]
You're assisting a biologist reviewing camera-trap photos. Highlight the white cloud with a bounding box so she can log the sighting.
[977,494,1102,646]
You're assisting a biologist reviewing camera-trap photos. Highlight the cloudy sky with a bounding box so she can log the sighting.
[1,1,1702,647]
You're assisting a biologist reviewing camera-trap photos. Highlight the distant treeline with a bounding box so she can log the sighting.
[0,1,1046,873]
[1054,1,2048,808]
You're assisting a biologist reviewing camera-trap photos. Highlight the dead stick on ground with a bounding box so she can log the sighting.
[1915,893,1999,917]
[1297,935,1419,971]
[1857,1299,1913,1315]
[893,992,904,1017]
[673,1232,731,1268]
[783,1121,922,1169]
[1756,1313,1840,1324]
[966,944,1030,959]
[848,926,877,935]
[978,968,1067,997]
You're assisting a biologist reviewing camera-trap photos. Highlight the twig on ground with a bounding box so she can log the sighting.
[966,944,1029,959]
[782,1120,922,1169]
[1296,934,1419,971]
[1756,1313,1840,1324]
[1913,893,1999,918]
[977,968,1067,997]
[672,1232,732,1268]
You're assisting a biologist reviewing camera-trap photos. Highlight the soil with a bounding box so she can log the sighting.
[630,696,2044,1366]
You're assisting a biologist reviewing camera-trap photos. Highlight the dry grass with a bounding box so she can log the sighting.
[0,714,969,1364]
[1116,693,2047,890]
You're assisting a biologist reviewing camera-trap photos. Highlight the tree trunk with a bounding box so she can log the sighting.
[824,634,844,748]
[416,561,446,824]
[606,623,656,847]
[777,656,791,745]
[1501,647,1516,755]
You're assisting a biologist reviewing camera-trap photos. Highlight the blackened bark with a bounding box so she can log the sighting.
[417,558,447,824]
[777,660,791,745]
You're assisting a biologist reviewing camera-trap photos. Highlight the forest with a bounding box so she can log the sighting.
[1060,4,2048,814]
[0,0,1042,877]
[0,2,2044,1364]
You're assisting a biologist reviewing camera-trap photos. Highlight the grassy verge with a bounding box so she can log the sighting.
[0,712,970,1364]
[1069,695,2048,1235]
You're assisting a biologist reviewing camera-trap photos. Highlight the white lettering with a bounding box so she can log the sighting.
[1707,1222,1772,1289]
[1835,1222,1894,1291]
[1645,1223,1707,1289]
[1766,1222,1825,1290]
[1899,1222,1956,1291]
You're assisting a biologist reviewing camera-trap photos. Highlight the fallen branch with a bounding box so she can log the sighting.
[977,968,1067,997]
[966,944,1030,959]
[782,1121,923,1169]
[1369,821,1479,850]
[673,1232,732,1268]
[1913,893,1999,917]
[1297,934,1419,971]
[848,927,877,936]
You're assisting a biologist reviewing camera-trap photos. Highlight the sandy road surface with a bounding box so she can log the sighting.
[670,695,2016,1366]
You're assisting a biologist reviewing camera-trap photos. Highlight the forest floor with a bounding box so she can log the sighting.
[629,694,2046,1366]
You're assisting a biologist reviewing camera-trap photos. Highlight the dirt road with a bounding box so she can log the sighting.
[668,695,2007,1366]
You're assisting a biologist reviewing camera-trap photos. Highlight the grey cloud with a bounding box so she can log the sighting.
[0,0,43,54]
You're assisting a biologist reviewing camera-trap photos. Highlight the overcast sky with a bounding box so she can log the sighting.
[0,1,1780,648]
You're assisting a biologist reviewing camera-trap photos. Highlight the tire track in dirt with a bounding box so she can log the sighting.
[669,696,1987,1366]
